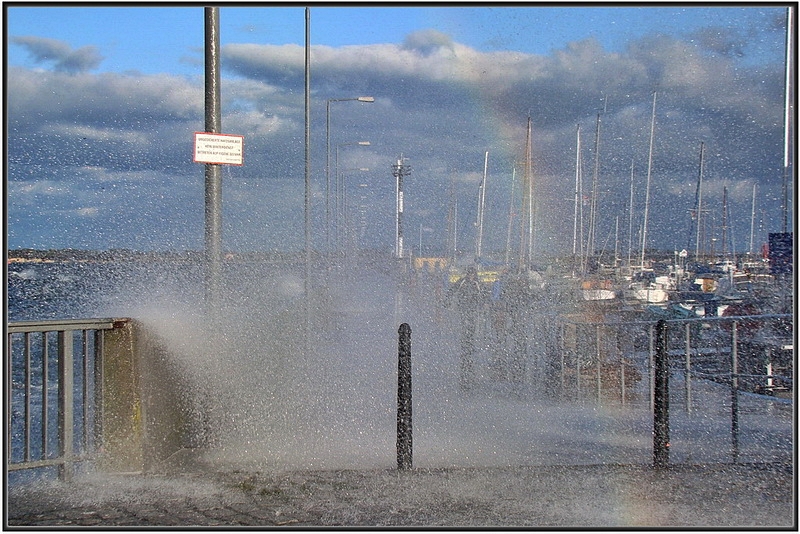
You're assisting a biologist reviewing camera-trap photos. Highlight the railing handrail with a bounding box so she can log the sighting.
[6,319,132,481]
[7,318,128,333]
[557,313,793,327]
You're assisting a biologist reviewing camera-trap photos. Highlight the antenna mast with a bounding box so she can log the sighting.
[392,156,411,259]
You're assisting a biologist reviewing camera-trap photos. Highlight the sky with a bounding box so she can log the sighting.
[4,3,794,261]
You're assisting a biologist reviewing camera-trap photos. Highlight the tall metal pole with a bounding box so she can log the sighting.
[505,167,516,266]
[475,151,488,261]
[304,7,311,340]
[335,142,370,253]
[653,319,670,469]
[204,7,222,310]
[749,183,756,255]
[325,100,332,255]
[397,323,412,470]
[392,157,411,259]
[627,158,635,268]
[527,120,534,266]
[640,91,657,269]
[518,115,533,271]
[692,142,705,262]
[782,6,794,233]
[326,97,374,258]
[587,113,601,269]
[572,126,581,269]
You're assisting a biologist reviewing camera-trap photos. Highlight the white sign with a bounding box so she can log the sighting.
[193,132,244,165]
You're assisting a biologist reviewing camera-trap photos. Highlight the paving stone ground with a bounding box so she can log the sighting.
[6,461,795,528]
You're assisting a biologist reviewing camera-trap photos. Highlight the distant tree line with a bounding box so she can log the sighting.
[7,248,205,262]
[6,248,313,263]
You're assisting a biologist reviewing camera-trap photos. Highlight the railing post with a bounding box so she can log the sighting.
[98,320,144,473]
[397,323,412,470]
[595,324,602,403]
[684,322,692,413]
[93,329,104,460]
[653,319,669,469]
[648,323,655,410]
[620,344,626,406]
[57,330,74,481]
[730,320,739,463]
[42,333,49,459]
[6,333,13,469]
[576,325,582,401]
[24,333,32,462]
[559,324,565,393]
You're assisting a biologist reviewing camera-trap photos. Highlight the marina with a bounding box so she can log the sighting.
[5,4,795,527]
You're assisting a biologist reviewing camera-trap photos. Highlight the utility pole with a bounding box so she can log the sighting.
[204,7,222,311]
[392,157,411,259]
[304,7,311,349]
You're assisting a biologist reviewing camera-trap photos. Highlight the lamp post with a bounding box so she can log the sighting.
[326,96,374,255]
[357,182,370,251]
[336,141,370,250]
[339,167,370,256]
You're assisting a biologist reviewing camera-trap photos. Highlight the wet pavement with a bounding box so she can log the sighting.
[6,460,794,528]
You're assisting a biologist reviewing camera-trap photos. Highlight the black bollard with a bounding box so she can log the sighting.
[653,319,670,469]
[397,323,412,470]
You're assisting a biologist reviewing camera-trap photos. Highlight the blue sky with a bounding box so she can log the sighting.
[5,3,793,259]
[7,6,785,74]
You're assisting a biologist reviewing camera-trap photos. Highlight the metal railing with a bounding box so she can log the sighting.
[557,313,793,403]
[6,313,793,478]
[556,312,793,466]
[6,318,125,481]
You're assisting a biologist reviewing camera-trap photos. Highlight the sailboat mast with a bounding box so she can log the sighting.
[721,185,729,259]
[453,200,458,260]
[749,183,757,255]
[640,91,657,268]
[505,166,516,266]
[572,125,582,274]
[518,115,533,271]
[527,117,534,267]
[475,151,489,261]
[447,173,456,263]
[783,6,794,232]
[691,142,705,262]
[586,113,601,272]
[627,158,635,268]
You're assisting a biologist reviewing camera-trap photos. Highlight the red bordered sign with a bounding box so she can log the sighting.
[193,132,244,165]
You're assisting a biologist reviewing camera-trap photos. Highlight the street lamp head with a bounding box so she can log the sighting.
[357,96,375,102]
[357,141,371,146]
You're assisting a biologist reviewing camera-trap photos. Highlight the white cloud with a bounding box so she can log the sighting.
[6,22,790,253]
[11,35,104,73]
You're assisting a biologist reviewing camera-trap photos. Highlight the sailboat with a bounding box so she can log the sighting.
[576,113,618,302]
[625,91,669,305]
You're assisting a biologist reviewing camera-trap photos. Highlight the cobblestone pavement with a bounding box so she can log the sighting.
[6,462,795,528]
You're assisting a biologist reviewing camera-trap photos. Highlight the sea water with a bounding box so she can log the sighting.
[6,258,794,478]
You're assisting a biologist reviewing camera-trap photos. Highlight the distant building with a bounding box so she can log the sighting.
[768,232,793,275]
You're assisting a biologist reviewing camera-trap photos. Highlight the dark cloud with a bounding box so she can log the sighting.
[689,26,746,57]
[401,29,455,56]
[6,23,790,253]
[11,35,104,73]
